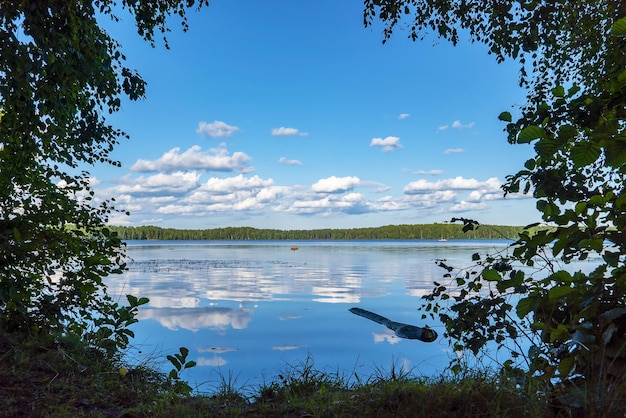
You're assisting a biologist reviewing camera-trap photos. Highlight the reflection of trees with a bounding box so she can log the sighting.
[138,307,252,332]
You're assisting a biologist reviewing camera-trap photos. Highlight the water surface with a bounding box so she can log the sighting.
[105,240,513,390]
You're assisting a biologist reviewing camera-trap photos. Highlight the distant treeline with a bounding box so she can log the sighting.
[108,223,527,241]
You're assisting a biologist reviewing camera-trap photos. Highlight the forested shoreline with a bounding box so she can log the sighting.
[108,223,527,241]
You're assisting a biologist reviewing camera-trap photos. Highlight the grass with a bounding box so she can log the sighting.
[1,329,625,417]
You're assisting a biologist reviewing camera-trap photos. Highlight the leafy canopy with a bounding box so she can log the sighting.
[0,0,206,349]
[364,0,625,104]
[365,0,626,403]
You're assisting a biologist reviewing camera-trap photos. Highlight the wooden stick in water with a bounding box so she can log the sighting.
[349,307,438,342]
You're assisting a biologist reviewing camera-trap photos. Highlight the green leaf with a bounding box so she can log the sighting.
[603,251,620,267]
[498,111,512,122]
[589,194,607,206]
[167,355,181,370]
[127,294,138,306]
[571,141,601,168]
[179,346,189,358]
[552,86,565,97]
[567,85,581,97]
[548,285,573,301]
[517,125,546,143]
[557,124,578,142]
[611,17,626,36]
[516,296,535,319]
[482,268,501,281]
[551,270,573,283]
[557,356,575,376]
[534,138,557,158]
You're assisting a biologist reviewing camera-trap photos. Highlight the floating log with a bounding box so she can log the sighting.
[349,307,437,342]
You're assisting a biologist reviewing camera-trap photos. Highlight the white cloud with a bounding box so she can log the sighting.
[398,113,410,120]
[278,157,303,165]
[466,177,503,201]
[197,356,227,367]
[196,120,240,138]
[113,171,201,195]
[438,125,448,131]
[449,201,487,212]
[370,136,403,152]
[198,174,274,194]
[312,176,360,193]
[271,127,308,136]
[286,192,372,216]
[410,169,444,176]
[452,120,475,129]
[151,174,288,216]
[138,307,252,331]
[444,148,464,154]
[403,190,457,208]
[404,176,501,195]
[130,145,252,173]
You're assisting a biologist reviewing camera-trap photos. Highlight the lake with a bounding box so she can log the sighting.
[104,239,516,392]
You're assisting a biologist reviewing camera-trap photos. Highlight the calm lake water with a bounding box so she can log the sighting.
[104,239,516,391]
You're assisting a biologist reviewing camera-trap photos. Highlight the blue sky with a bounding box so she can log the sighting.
[93,0,539,230]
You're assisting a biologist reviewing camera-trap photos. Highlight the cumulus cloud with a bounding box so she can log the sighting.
[404,176,500,194]
[196,120,240,138]
[438,120,475,131]
[398,113,410,120]
[370,136,403,152]
[278,157,303,166]
[100,153,521,224]
[359,180,391,193]
[197,174,273,194]
[449,201,487,212]
[153,174,288,216]
[312,176,360,193]
[130,145,252,173]
[285,192,372,216]
[271,127,308,136]
[466,177,503,201]
[444,148,464,154]
[403,190,457,208]
[113,171,201,195]
[452,120,475,129]
[138,307,252,331]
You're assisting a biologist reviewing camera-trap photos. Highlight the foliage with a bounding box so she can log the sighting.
[108,223,526,240]
[2,331,552,417]
[364,1,626,413]
[0,1,207,346]
[363,0,625,105]
[166,346,197,397]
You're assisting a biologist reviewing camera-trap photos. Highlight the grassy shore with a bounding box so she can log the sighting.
[0,329,560,418]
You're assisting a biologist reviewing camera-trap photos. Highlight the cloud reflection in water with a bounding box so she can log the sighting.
[138,306,252,332]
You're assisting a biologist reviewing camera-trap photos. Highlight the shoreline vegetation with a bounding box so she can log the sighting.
[2,329,550,417]
[109,223,529,241]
